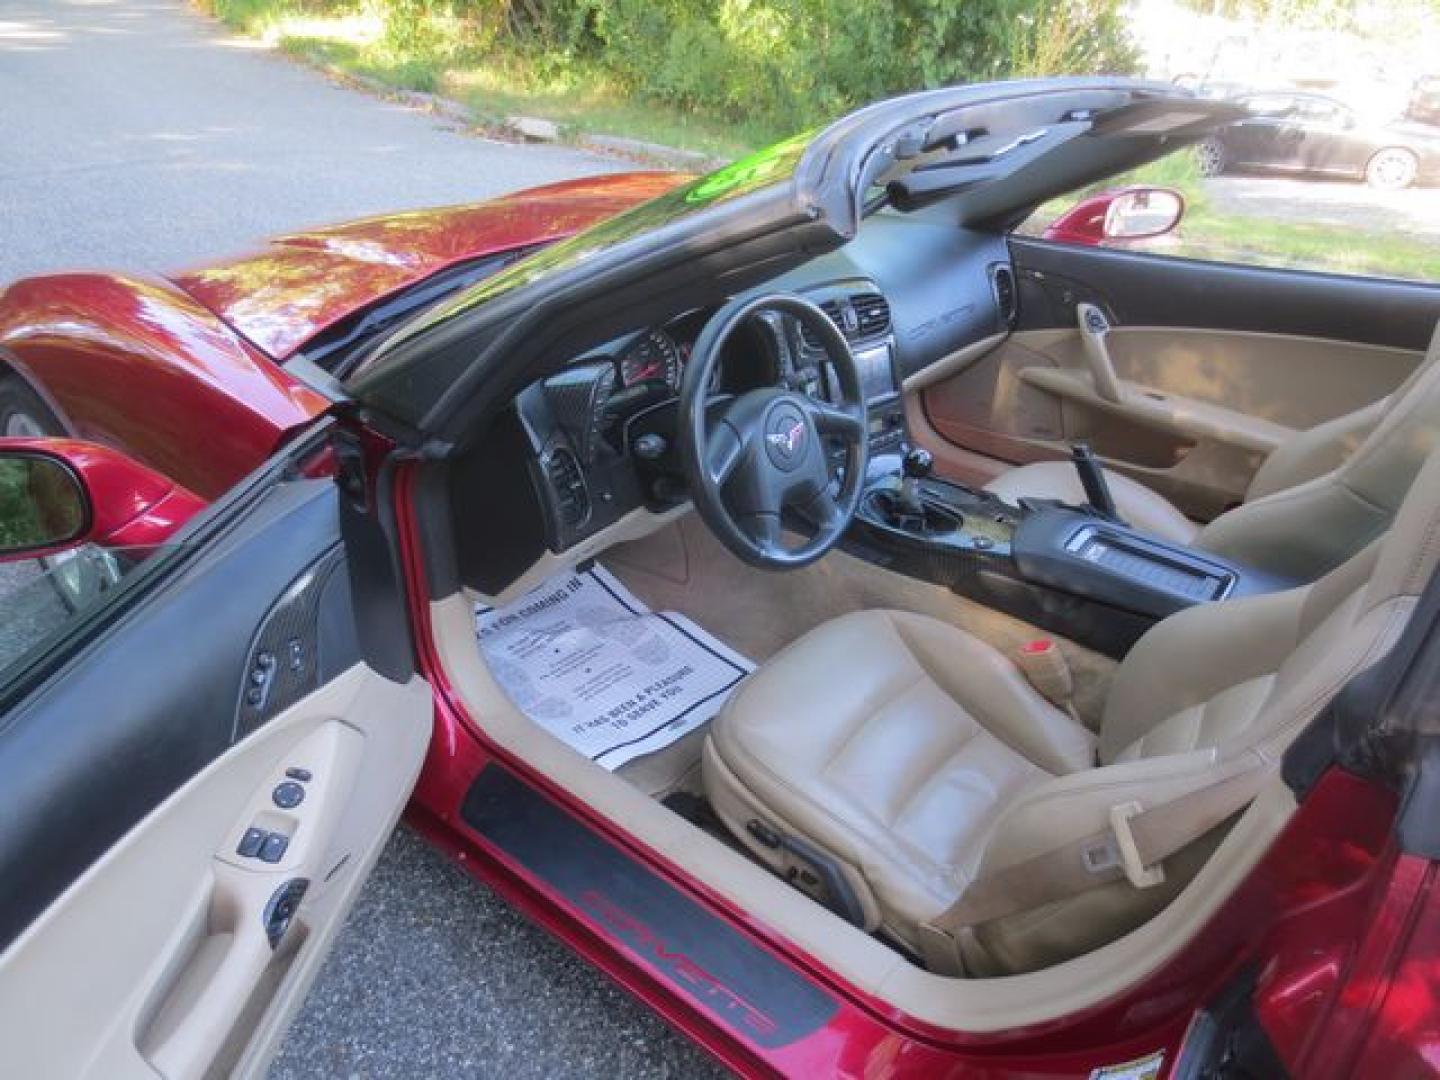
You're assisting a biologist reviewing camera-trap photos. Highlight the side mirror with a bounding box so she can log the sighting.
[1102,187,1185,240]
[0,438,205,563]
[1042,186,1186,246]
[0,451,87,557]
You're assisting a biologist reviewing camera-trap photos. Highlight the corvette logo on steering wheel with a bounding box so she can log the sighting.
[766,419,806,457]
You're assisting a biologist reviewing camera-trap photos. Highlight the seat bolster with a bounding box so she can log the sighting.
[967,748,1226,875]
[983,462,1199,545]
[886,611,1095,775]
[1244,398,1384,500]
[958,748,1233,974]
[1196,472,1393,581]
[1099,588,1304,762]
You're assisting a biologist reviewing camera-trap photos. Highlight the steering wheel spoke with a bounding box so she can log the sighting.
[705,418,744,486]
[807,399,867,443]
[797,485,844,532]
[738,511,783,553]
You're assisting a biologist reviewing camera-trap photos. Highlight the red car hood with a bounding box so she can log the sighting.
[169,171,689,361]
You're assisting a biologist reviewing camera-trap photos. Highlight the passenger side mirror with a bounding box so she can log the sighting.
[1042,186,1186,246]
[0,438,204,562]
[1101,187,1185,241]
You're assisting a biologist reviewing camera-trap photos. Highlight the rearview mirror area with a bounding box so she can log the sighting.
[0,451,87,560]
[1103,187,1185,240]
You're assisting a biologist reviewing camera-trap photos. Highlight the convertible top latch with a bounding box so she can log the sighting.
[331,426,370,514]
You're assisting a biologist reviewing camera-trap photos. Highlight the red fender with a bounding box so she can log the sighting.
[0,273,328,499]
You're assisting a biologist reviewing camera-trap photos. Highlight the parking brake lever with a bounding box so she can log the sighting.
[1076,303,1124,404]
[1071,442,1122,523]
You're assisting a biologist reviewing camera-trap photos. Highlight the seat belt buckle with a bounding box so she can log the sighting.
[1107,801,1166,889]
[1014,638,1077,717]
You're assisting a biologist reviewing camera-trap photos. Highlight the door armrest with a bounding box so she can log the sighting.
[1017,367,1294,456]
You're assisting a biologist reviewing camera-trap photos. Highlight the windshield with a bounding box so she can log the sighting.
[350,131,816,385]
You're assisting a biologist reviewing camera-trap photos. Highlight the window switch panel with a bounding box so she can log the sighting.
[258,833,290,864]
[236,827,267,858]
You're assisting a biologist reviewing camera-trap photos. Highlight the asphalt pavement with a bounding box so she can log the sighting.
[0,1,718,1075]
[0,0,622,279]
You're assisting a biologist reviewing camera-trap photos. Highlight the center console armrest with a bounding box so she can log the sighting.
[1012,508,1297,620]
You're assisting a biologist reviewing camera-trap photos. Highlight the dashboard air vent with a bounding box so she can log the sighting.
[993,265,1017,326]
[544,447,590,529]
[800,294,891,349]
[851,293,891,338]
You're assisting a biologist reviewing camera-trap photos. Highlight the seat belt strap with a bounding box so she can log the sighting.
[927,757,1274,933]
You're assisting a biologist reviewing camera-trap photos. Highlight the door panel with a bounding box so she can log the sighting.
[0,667,429,1079]
[912,240,1440,518]
[0,464,431,1078]
[1009,238,1440,347]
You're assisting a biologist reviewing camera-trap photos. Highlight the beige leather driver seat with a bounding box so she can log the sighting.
[982,322,1440,581]
[702,445,1440,977]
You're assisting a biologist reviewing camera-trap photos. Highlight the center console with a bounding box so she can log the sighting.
[852,340,908,458]
[847,446,1296,658]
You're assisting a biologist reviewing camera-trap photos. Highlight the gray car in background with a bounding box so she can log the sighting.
[1196,90,1440,189]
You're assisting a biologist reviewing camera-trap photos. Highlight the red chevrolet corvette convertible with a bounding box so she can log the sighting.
[2,78,1440,1078]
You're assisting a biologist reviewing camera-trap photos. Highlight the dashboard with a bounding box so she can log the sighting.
[457,207,1016,596]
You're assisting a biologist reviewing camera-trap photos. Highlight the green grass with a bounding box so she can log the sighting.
[1177,211,1440,281]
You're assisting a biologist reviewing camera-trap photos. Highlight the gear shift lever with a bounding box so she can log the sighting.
[899,448,933,515]
[1070,442,1121,522]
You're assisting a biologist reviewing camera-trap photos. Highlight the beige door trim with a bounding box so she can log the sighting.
[0,665,432,1080]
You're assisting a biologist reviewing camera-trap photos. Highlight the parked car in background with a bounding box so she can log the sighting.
[1408,74,1440,127]
[1195,90,1440,188]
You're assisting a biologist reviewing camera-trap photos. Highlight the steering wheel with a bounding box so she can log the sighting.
[679,293,869,569]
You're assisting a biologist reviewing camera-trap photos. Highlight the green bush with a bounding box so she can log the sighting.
[210,0,1141,143]
[507,0,1139,130]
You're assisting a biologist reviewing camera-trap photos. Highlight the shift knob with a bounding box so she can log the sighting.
[902,448,934,480]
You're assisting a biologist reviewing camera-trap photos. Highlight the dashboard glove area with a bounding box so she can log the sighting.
[679,293,869,569]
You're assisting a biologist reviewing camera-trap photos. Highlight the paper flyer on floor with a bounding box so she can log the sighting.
[475,565,754,770]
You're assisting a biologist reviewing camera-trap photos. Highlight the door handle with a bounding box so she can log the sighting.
[139,871,309,1079]
[1076,302,1124,404]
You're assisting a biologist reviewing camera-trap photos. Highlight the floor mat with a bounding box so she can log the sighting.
[476,565,754,770]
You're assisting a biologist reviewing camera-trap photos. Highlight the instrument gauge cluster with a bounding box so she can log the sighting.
[618,328,684,391]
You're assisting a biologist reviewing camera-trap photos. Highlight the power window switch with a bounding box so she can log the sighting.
[236,827,267,858]
[258,833,290,864]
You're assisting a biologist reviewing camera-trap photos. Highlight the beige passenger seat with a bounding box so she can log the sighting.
[983,321,1440,581]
